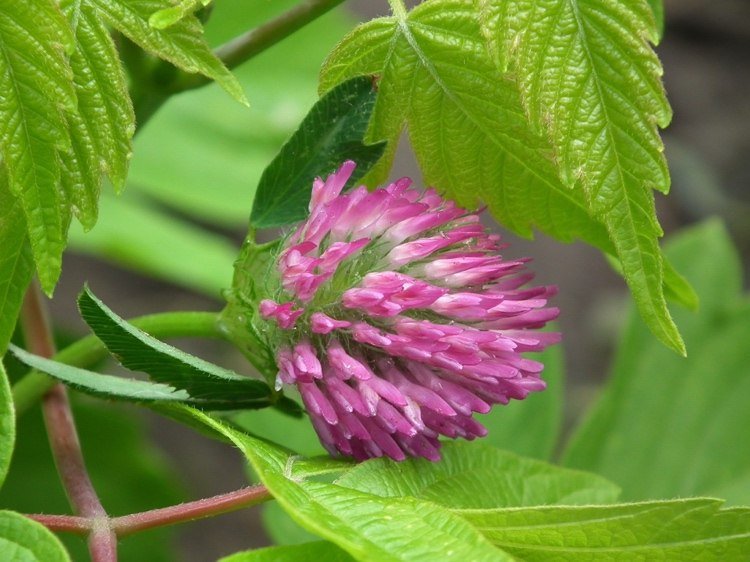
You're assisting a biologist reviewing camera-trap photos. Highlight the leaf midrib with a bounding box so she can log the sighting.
[394,9,602,226]
[563,0,673,342]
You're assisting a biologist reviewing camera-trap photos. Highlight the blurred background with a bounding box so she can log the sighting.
[2,0,748,560]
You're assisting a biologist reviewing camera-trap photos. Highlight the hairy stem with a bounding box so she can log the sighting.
[12,311,223,417]
[111,485,272,537]
[20,283,117,562]
[134,0,347,126]
[26,485,272,538]
[27,514,92,535]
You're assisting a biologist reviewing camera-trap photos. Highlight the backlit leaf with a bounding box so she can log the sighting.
[0,178,34,354]
[61,0,134,213]
[182,407,512,561]
[0,0,76,292]
[0,361,14,488]
[320,0,686,352]
[482,0,681,352]
[89,0,246,105]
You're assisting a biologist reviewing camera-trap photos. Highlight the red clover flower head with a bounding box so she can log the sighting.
[260,161,559,461]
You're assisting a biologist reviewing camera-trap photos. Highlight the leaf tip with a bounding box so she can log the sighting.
[149,8,181,30]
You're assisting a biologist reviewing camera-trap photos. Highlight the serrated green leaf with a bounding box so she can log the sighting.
[321,0,686,352]
[62,0,134,204]
[0,179,34,354]
[251,76,386,229]
[181,407,513,561]
[482,0,681,353]
[0,511,70,562]
[563,220,750,504]
[9,344,194,403]
[10,343,284,411]
[320,2,616,250]
[459,499,750,560]
[0,0,77,292]
[220,541,353,562]
[89,0,246,105]
[0,361,14,488]
[149,0,210,30]
[126,1,354,228]
[77,287,278,407]
[336,442,619,509]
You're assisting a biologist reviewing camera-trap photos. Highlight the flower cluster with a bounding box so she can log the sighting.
[260,161,559,461]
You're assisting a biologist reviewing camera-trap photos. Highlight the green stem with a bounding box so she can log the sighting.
[134,0,348,127]
[12,311,223,417]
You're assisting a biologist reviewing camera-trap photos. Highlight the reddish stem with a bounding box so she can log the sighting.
[27,514,92,535]
[26,485,272,540]
[111,485,272,537]
[21,283,118,562]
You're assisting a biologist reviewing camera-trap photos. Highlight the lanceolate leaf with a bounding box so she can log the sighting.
[10,345,280,410]
[481,0,681,353]
[89,0,246,105]
[459,499,750,560]
[10,346,193,403]
[78,287,275,405]
[320,0,686,352]
[251,76,386,229]
[0,0,76,293]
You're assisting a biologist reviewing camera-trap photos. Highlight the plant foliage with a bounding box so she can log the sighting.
[0,0,244,331]
[320,0,686,352]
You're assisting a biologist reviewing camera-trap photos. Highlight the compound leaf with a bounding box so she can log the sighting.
[482,0,681,353]
[89,0,246,105]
